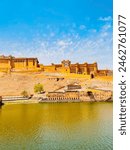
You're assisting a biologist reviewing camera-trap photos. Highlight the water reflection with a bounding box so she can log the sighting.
[0,102,113,150]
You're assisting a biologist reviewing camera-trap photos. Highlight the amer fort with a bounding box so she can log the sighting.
[0,55,113,103]
[0,55,111,78]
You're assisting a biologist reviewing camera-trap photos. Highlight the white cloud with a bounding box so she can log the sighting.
[79,25,86,30]
[57,40,68,46]
[101,24,111,31]
[50,32,55,37]
[89,29,97,33]
[0,23,112,69]
[99,16,112,21]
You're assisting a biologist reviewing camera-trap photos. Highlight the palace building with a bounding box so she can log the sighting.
[0,55,40,72]
[41,60,98,74]
[0,55,110,77]
[40,60,109,77]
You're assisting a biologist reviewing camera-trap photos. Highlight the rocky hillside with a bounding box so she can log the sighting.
[0,72,112,96]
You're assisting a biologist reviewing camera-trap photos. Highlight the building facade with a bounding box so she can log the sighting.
[47,91,80,101]
[0,55,110,77]
[0,55,40,72]
[41,60,99,77]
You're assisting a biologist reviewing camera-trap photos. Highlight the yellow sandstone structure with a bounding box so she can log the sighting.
[41,60,110,77]
[0,55,110,77]
[0,55,40,72]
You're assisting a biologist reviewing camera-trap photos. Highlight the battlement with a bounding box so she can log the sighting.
[0,56,110,77]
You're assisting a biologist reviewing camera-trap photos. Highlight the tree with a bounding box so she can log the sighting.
[34,83,44,93]
[21,90,29,98]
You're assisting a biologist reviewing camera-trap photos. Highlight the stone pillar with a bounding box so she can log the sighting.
[75,63,79,74]
[83,63,87,74]
[61,60,65,67]
[35,59,38,68]
[75,66,78,74]
[7,59,12,73]
[84,66,88,74]
[94,62,98,75]
[68,67,71,73]
[8,59,12,69]
[25,59,28,69]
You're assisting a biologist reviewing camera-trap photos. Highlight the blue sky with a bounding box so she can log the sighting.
[0,0,113,69]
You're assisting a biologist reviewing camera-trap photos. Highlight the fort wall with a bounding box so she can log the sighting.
[0,55,110,77]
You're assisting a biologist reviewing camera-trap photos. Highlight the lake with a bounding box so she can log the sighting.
[0,102,113,150]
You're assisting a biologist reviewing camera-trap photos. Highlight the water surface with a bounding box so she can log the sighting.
[0,102,113,150]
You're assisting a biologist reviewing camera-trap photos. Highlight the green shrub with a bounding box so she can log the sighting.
[34,83,44,93]
[21,90,28,98]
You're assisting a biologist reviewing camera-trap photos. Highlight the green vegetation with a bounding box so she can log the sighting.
[34,83,44,93]
[21,90,29,98]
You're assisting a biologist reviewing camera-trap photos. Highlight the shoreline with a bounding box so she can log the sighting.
[2,99,113,105]
[2,99,39,105]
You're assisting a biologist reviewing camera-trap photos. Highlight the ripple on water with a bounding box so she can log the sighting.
[0,103,113,150]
